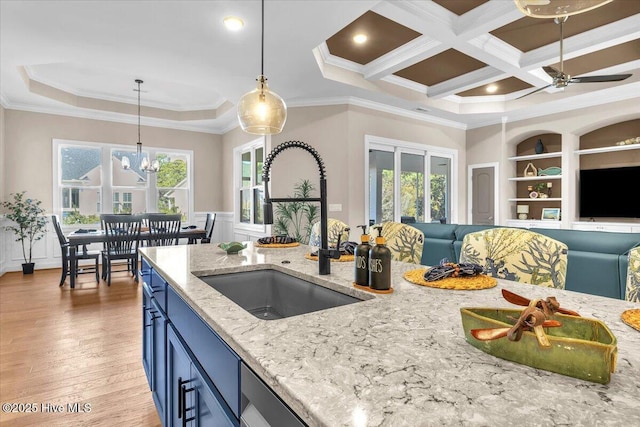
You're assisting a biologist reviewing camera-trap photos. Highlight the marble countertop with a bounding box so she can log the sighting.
[140,242,640,427]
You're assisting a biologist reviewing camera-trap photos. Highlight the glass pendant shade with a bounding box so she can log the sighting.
[237,75,287,135]
[514,0,612,18]
[122,155,131,170]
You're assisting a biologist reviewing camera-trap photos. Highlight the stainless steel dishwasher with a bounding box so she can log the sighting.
[240,362,306,427]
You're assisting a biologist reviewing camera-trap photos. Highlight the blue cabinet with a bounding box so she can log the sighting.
[141,259,167,423]
[167,325,237,427]
[144,261,305,426]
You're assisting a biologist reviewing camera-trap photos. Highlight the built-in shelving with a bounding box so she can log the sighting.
[574,144,640,156]
[508,198,562,202]
[508,175,562,182]
[508,152,562,161]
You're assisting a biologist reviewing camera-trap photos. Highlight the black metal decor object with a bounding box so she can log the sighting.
[261,141,339,275]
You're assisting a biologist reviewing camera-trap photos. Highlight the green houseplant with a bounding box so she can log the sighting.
[273,179,319,244]
[1,192,48,274]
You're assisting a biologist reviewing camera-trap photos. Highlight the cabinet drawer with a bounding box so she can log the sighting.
[150,269,168,312]
[140,258,152,286]
[168,287,241,418]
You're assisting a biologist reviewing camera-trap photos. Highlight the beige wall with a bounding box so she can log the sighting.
[221,105,467,236]
[347,106,466,227]
[2,110,223,213]
[0,105,5,203]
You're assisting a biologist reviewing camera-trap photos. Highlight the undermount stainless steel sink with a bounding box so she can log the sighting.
[197,269,364,320]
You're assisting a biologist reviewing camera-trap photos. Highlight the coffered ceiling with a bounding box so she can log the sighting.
[1,1,639,134]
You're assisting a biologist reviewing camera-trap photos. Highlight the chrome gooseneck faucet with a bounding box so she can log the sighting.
[262,141,340,275]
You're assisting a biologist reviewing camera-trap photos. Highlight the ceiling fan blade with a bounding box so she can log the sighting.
[516,84,552,99]
[570,74,632,83]
[543,65,561,77]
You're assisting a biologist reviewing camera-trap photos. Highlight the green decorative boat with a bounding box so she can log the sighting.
[460,307,617,384]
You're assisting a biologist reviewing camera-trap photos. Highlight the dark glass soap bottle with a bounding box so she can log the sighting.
[369,226,391,291]
[354,225,371,286]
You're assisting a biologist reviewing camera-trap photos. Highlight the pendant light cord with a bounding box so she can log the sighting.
[261,0,264,76]
[137,80,141,144]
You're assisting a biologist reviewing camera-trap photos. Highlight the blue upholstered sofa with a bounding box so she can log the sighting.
[410,223,640,300]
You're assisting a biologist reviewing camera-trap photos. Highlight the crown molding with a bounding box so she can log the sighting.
[0,93,9,108]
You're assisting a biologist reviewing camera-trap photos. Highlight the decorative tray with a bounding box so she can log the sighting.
[218,241,247,254]
[255,242,300,248]
[460,290,617,384]
[403,268,496,290]
[621,308,640,332]
[304,253,354,262]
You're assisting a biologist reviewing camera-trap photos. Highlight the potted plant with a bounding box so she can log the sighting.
[1,192,48,274]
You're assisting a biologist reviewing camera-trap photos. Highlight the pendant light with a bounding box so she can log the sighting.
[122,79,159,173]
[237,0,287,135]
[514,0,612,18]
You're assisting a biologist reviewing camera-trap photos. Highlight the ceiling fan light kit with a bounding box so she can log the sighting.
[237,0,287,135]
[514,0,613,18]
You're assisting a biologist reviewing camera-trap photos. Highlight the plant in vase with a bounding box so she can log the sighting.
[534,182,549,198]
[1,192,48,274]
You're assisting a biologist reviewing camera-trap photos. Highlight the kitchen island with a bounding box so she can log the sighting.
[139,242,640,426]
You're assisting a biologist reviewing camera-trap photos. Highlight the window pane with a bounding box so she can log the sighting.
[241,152,251,188]
[156,153,188,189]
[431,156,451,224]
[113,189,147,214]
[112,150,149,185]
[157,188,188,220]
[253,188,264,224]
[369,150,394,224]
[61,188,102,225]
[61,146,102,186]
[255,147,264,185]
[240,189,251,223]
[401,153,424,223]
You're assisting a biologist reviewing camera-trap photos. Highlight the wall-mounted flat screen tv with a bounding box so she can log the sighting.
[579,165,640,218]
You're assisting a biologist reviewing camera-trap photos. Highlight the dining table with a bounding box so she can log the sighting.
[66,227,206,288]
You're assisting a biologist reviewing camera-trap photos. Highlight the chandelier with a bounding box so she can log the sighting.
[122,79,160,173]
[237,0,287,134]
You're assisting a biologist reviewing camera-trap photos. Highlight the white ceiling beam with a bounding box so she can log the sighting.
[363,36,445,81]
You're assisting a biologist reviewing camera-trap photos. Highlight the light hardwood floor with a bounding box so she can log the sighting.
[0,268,161,427]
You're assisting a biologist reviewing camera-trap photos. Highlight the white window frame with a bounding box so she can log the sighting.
[364,135,458,225]
[233,137,267,233]
[52,138,194,227]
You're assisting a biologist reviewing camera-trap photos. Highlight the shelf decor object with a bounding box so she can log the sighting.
[541,208,561,221]
[523,162,537,177]
[517,205,529,220]
[237,0,287,135]
[535,138,544,154]
[538,166,562,176]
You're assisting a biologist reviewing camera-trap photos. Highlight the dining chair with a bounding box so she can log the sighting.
[145,213,182,247]
[200,212,216,244]
[625,246,639,302]
[309,218,350,248]
[101,214,143,286]
[459,227,568,289]
[52,214,101,286]
[369,221,424,264]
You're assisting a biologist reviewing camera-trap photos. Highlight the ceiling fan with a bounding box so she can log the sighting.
[518,16,632,99]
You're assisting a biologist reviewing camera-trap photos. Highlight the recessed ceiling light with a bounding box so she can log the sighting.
[353,33,368,44]
[486,84,498,93]
[224,16,244,31]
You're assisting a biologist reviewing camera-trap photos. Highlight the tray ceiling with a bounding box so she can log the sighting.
[1,0,639,133]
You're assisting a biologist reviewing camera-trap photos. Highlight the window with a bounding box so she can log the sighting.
[53,139,193,225]
[366,135,457,225]
[234,139,265,229]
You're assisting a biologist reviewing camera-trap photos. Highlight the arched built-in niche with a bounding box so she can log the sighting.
[508,133,562,222]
